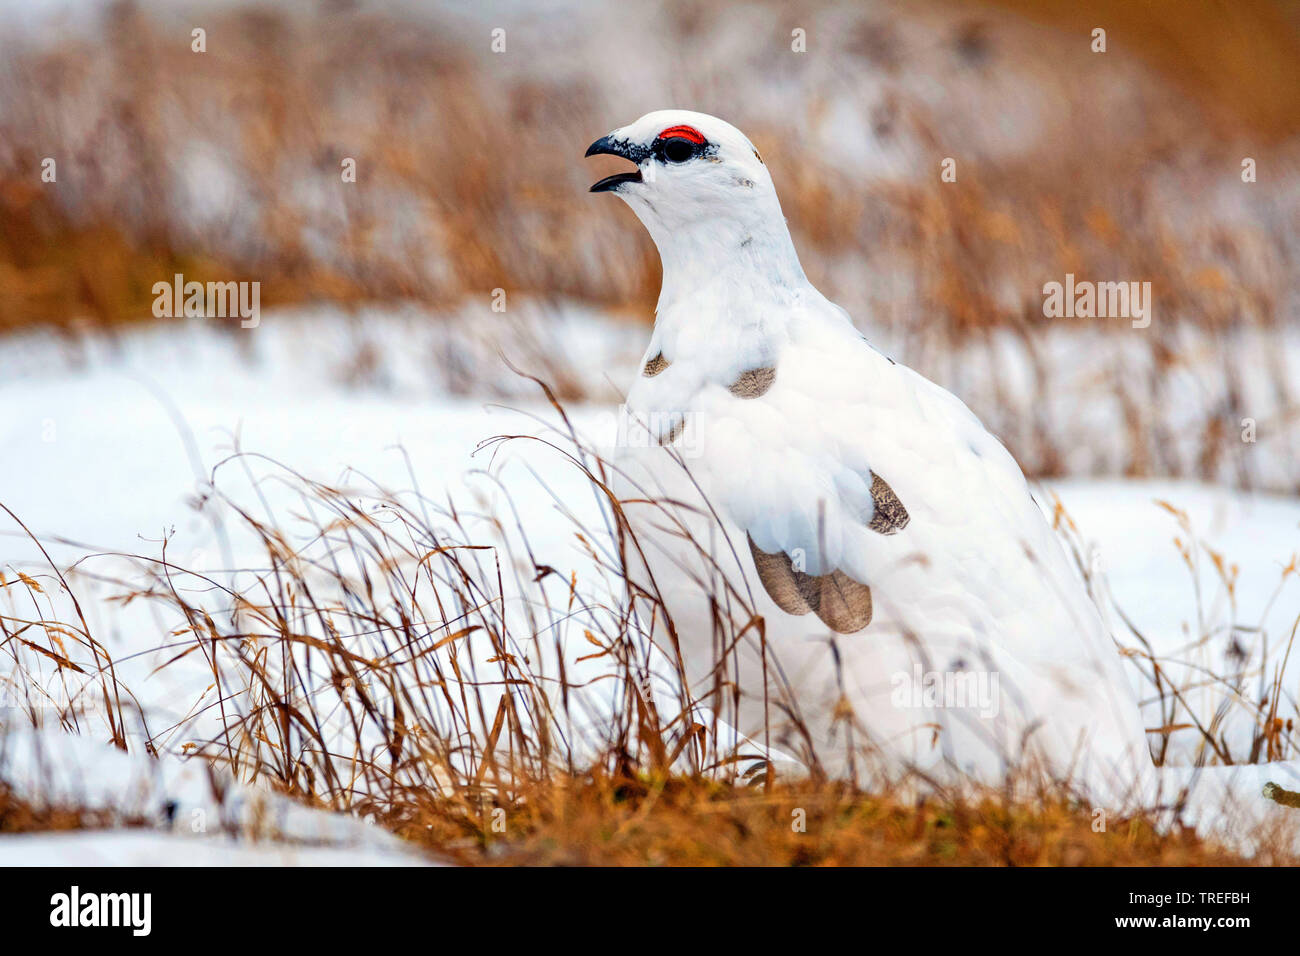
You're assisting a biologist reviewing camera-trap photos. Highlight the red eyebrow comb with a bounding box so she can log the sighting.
[657,125,706,144]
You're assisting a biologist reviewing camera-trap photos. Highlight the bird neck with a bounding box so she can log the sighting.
[647,208,810,319]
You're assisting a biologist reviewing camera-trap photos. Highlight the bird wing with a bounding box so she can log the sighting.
[637,312,1108,664]
[616,310,1150,781]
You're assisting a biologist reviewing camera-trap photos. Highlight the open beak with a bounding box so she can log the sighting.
[585,135,646,193]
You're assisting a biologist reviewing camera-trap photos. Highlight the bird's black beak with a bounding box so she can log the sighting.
[586,135,645,193]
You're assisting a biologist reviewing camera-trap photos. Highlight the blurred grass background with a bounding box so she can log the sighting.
[0,0,1297,485]
[2,0,1295,330]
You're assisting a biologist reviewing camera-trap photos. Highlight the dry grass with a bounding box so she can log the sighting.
[1,388,1296,864]
[386,773,1261,866]
[0,783,149,835]
[0,765,1258,864]
[988,0,1300,137]
[0,0,1295,336]
[1049,493,1300,769]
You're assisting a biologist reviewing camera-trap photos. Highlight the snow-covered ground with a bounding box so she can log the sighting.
[0,831,425,866]
[0,726,431,865]
[3,306,1298,861]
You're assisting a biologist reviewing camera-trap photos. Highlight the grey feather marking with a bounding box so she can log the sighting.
[658,416,684,446]
[728,366,776,398]
[867,471,909,534]
[747,535,873,634]
[748,536,812,616]
[809,568,874,633]
[643,352,669,377]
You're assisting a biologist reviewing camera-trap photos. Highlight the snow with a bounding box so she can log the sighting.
[1044,479,1299,659]
[2,305,1298,860]
[0,831,428,866]
[0,725,432,862]
[1040,479,1300,764]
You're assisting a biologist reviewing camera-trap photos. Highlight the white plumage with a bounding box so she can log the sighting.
[588,110,1298,834]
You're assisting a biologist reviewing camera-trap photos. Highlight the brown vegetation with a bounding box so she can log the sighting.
[0,0,1294,336]
[1,412,1295,863]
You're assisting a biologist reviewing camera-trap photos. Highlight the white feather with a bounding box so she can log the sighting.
[595,110,1300,835]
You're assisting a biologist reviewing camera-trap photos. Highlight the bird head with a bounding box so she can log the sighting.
[585,110,802,292]
[586,110,781,228]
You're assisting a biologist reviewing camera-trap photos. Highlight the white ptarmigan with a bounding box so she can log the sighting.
[586,110,1298,836]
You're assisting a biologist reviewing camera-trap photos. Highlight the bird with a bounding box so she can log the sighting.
[586,109,1300,837]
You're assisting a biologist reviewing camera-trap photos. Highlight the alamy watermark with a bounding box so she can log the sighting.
[50,886,151,936]
[1042,273,1151,329]
[890,664,1000,718]
[152,273,260,328]
[609,405,702,456]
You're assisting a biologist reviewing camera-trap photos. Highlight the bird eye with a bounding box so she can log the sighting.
[662,138,695,163]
